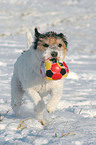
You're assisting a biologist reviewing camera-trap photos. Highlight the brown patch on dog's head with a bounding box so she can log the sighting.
[34,28,68,55]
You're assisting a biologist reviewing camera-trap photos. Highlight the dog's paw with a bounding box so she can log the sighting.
[35,109,49,125]
[47,109,55,113]
[39,120,46,126]
[46,105,56,113]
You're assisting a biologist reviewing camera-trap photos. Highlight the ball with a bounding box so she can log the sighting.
[40,58,69,81]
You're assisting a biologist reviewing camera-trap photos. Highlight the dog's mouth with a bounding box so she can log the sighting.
[50,58,57,63]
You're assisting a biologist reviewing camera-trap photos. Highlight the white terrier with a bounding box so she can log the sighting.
[11,28,68,125]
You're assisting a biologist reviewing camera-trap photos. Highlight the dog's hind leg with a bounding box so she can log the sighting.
[11,75,24,116]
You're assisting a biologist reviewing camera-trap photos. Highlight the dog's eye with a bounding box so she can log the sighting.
[43,43,49,47]
[58,43,62,47]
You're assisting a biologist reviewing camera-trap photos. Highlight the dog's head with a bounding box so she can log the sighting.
[34,28,68,61]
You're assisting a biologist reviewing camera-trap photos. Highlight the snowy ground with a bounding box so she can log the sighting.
[0,0,96,144]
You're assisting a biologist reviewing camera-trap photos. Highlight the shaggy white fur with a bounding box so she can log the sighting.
[11,31,64,124]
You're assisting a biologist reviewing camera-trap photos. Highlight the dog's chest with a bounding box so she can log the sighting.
[33,81,53,96]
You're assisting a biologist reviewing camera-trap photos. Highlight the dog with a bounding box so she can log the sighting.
[11,28,68,125]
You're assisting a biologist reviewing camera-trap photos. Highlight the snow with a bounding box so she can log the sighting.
[0,0,96,144]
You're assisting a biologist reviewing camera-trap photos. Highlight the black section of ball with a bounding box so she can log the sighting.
[60,69,66,75]
[46,70,53,77]
[50,58,57,63]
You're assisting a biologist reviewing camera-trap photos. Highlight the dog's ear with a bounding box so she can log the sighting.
[64,40,68,48]
[34,28,41,49]
[35,28,40,38]
[58,33,64,38]
[58,33,68,48]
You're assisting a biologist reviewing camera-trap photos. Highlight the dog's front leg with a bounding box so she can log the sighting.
[26,88,46,124]
[46,81,63,113]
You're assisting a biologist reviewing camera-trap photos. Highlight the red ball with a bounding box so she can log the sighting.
[40,58,69,80]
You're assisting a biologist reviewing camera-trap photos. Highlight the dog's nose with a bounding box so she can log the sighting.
[51,51,58,57]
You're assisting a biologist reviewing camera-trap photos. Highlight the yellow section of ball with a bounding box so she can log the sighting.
[44,59,52,70]
[62,73,68,78]
[45,76,53,81]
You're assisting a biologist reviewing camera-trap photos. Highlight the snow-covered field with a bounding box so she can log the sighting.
[0,0,96,144]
